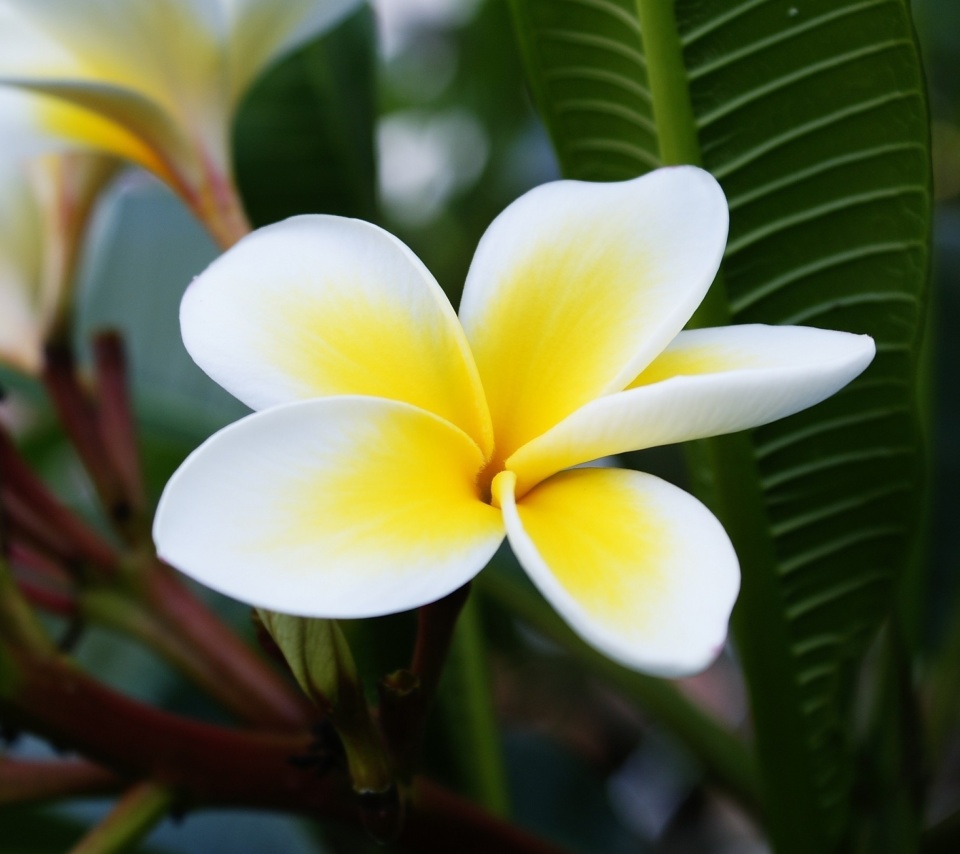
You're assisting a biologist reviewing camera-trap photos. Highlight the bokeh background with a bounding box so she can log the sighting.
[0,1,957,851]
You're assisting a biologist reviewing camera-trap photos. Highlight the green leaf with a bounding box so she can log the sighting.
[256,611,359,712]
[233,5,377,226]
[509,1,931,851]
[435,595,510,818]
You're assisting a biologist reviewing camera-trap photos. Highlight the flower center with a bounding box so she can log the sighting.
[476,451,507,506]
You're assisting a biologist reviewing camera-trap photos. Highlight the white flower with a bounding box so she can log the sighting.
[154,167,874,676]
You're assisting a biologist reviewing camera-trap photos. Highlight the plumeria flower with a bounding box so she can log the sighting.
[0,0,362,247]
[0,148,117,374]
[153,167,875,676]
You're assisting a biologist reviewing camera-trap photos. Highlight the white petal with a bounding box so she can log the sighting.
[154,397,504,618]
[508,325,876,494]
[494,468,739,677]
[0,0,221,109]
[458,167,728,461]
[181,214,493,452]
[0,1,224,176]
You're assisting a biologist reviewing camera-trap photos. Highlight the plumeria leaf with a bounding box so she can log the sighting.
[233,5,377,226]
[510,0,930,849]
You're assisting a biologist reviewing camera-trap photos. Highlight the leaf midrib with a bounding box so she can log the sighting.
[631,1,836,851]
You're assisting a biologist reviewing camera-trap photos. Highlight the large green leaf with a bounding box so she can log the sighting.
[234,5,377,226]
[509,1,930,851]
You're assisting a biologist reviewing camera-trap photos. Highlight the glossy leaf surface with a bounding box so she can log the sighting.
[510,1,930,849]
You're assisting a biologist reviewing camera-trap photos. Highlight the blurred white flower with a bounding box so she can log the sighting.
[0,150,117,374]
[0,0,362,246]
[378,109,489,225]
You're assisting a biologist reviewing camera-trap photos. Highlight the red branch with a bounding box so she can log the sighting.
[0,649,571,854]
[0,758,119,804]
[42,344,127,528]
[143,561,313,731]
[0,431,119,574]
[92,332,147,520]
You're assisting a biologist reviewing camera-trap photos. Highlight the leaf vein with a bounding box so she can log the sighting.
[725,187,925,256]
[731,244,924,314]
[711,92,920,180]
[697,40,913,130]
[687,1,904,80]
[786,571,888,620]
[538,29,647,68]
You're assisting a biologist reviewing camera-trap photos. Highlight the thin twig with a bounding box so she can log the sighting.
[0,429,119,574]
[142,560,313,731]
[42,343,126,527]
[0,758,120,806]
[92,332,147,527]
[68,783,173,854]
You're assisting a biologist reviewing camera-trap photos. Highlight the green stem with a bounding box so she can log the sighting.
[927,603,960,753]
[0,546,54,655]
[444,594,510,818]
[479,572,761,815]
[68,783,172,854]
[707,435,827,853]
[632,0,728,329]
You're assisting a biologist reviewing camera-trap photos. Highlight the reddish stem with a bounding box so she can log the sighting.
[8,542,75,616]
[0,759,120,805]
[9,541,73,585]
[4,418,307,729]
[407,783,569,854]
[380,584,473,780]
[2,496,78,566]
[91,332,146,520]
[0,647,341,811]
[412,584,472,697]
[13,573,77,617]
[143,561,313,731]
[42,343,128,530]
[0,649,570,854]
[0,434,119,573]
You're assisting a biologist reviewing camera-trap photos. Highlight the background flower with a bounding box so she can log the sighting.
[0,0,363,245]
[0,147,116,374]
